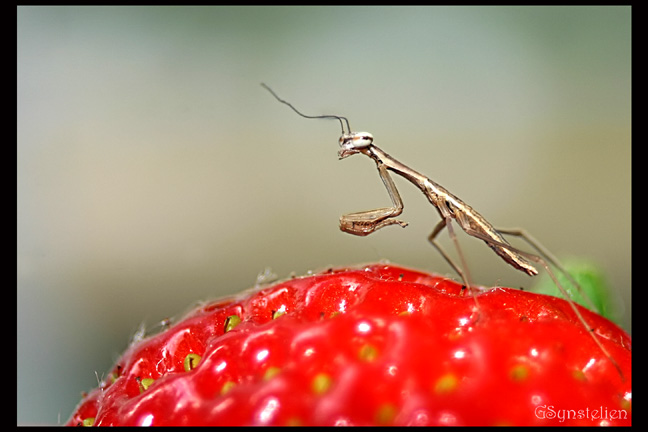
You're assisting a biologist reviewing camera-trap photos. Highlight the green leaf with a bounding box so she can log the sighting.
[532,258,618,325]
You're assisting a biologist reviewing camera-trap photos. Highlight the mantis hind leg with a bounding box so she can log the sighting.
[461,226,623,380]
[495,227,597,313]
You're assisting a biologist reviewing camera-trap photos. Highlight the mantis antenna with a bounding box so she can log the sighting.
[261,83,351,135]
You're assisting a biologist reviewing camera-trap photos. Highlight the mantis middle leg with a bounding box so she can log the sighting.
[427,219,480,313]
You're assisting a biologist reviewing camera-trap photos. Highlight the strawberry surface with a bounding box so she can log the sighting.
[66,263,631,426]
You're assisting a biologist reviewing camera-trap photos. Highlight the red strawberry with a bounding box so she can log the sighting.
[66,263,631,426]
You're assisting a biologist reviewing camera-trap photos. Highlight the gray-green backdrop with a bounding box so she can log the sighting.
[17,6,630,425]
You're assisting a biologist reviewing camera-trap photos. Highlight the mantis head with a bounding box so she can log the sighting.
[338,132,374,159]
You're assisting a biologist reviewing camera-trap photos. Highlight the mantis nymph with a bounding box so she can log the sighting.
[261,83,623,380]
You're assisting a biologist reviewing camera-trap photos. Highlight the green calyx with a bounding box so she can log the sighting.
[533,258,620,325]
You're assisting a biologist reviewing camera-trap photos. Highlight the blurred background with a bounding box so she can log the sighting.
[17,6,630,425]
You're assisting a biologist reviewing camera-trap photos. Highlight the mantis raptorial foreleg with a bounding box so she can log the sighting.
[339,163,408,236]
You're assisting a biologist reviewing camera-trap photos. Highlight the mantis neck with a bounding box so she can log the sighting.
[364,145,430,192]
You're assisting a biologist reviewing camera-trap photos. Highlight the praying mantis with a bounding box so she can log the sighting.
[261,83,623,380]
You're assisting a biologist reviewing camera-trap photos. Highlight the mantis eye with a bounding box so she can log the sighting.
[339,132,374,149]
